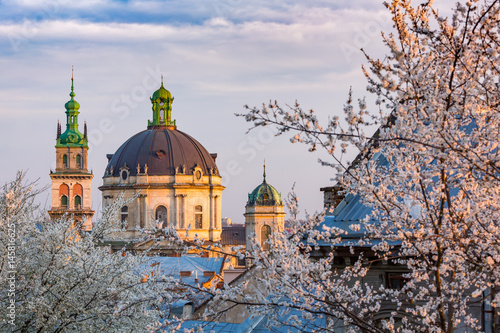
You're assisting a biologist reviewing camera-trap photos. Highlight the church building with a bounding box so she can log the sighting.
[99,81,224,246]
[48,75,94,231]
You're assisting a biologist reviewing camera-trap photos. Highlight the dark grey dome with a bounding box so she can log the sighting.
[104,128,218,177]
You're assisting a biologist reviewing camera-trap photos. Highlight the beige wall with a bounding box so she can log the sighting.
[49,146,94,231]
[100,172,224,242]
[244,205,285,254]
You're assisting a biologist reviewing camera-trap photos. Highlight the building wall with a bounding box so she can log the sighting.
[49,146,94,231]
[244,205,285,254]
[100,172,224,242]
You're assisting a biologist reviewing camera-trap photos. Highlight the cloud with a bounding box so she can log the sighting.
[0,0,395,220]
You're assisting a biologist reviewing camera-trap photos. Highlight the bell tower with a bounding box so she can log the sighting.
[244,163,285,259]
[48,71,94,231]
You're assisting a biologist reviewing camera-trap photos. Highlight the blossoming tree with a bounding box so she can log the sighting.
[0,172,181,332]
[203,0,500,331]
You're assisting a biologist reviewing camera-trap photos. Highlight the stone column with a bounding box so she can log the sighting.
[213,195,219,229]
[209,194,215,230]
[135,195,141,229]
[175,194,186,228]
[139,194,147,228]
[175,194,181,228]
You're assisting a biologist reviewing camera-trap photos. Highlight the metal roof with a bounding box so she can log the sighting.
[105,128,218,177]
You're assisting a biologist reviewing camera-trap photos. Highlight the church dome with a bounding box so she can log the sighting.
[105,128,218,177]
[247,166,282,207]
[105,82,218,178]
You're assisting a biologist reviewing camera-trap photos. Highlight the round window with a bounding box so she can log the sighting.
[121,171,128,180]
[160,101,165,106]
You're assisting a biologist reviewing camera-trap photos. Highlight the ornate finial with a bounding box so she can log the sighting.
[84,121,87,139]
[161,74,163,86]
[263,160,267,183]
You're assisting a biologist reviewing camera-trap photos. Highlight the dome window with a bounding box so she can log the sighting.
[119,164,130,181]
[156,150,166,160]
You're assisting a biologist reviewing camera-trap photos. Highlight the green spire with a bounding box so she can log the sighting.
[148,77,176,129]
[56,69,87,148]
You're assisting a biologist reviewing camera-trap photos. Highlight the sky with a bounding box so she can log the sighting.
[0,0,397,222]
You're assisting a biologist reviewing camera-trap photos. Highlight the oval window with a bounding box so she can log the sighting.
[121,171,128,180]
[195,170,202,180]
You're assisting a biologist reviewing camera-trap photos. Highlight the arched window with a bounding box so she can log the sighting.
[62,154,68,168]
[195,206,202,229]
[159,109,165,122]
[155,205,168,228]
[59,184,69,208]
[61,195,68,208]
[76,154,81,168]
[261,225,271,251]
[73,184,83,210]
[74,195,81,209]
[121,206,128,225]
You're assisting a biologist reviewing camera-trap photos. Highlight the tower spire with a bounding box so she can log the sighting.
[263,160,266,183]
[71,66,75,97]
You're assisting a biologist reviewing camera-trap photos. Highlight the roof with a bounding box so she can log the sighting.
[312,153,403,248]
[104,128,218,177]
[221,226,246,245]
[171,305,326,332]
[148,256,223,283]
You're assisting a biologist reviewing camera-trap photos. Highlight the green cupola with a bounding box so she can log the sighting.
[148,77,176,129]
[56,74,88,148]
[247,164,283,207]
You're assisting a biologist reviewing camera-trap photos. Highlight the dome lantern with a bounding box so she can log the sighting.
[148,76,176,129]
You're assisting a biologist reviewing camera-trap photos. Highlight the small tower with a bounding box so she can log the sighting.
[244,163,285,259]
[48,72,94,231]
[148,76,176,129]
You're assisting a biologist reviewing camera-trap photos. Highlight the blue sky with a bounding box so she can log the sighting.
[0,0,395,221]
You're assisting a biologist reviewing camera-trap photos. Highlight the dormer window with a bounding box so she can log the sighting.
[119,164,130,181]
